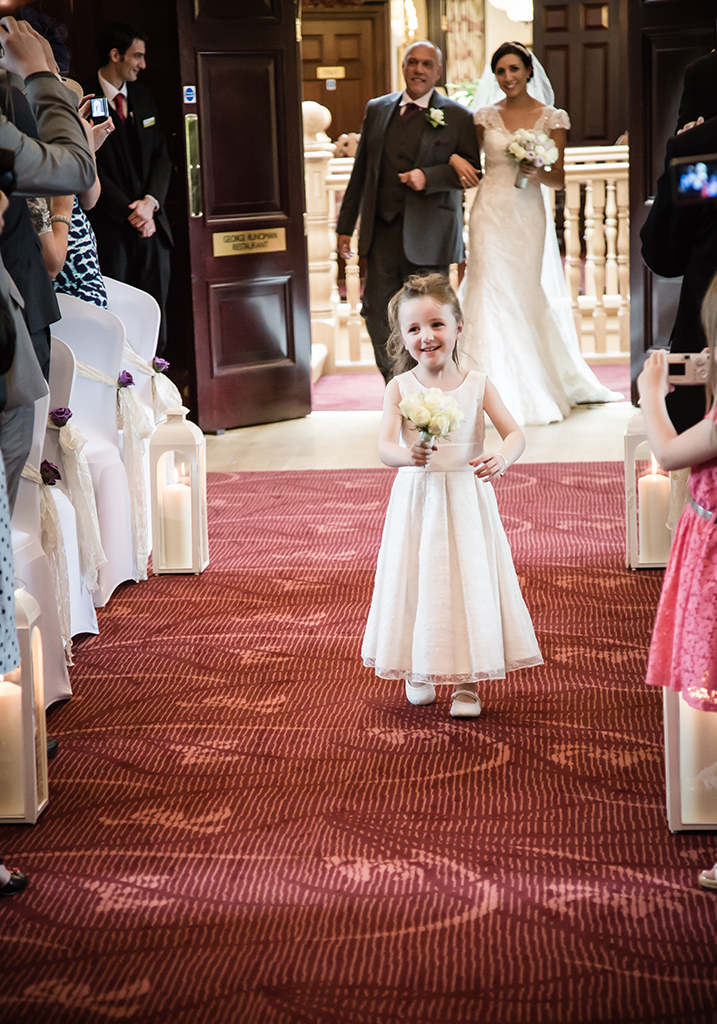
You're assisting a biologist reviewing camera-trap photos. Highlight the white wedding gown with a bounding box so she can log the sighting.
[459,106,621,426]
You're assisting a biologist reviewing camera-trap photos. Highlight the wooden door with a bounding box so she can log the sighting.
[628,0,716,396]
[176,0,312,432]
[301,8,389,138]
[533,0,628,145]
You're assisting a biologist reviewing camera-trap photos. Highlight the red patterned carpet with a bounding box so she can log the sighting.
[2,464,717,1024]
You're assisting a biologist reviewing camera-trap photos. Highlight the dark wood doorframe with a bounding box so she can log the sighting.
[627,0,716,401]
[34,0,312,432]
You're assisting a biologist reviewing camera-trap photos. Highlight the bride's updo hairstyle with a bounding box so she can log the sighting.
[490,41,534,80]
[387,273,463,375]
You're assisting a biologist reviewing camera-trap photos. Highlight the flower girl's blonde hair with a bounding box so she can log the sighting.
[387,273,463,376]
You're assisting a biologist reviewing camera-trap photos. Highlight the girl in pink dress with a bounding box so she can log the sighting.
[638,272,717,892]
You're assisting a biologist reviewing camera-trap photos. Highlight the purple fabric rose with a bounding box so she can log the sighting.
[40,460,61,486]
[117,370,135,388]
[49,407,72,427]
[152,357,170,373]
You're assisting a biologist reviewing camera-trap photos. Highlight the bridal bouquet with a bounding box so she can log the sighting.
[399,388,464,445]
[505,128,559,189]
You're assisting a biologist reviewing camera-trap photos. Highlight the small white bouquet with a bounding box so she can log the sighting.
[398,388,464,445]
[505,128,559,189]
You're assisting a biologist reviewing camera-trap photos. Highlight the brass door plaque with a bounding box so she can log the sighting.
[316,66,345,79]
[213,228,286,257]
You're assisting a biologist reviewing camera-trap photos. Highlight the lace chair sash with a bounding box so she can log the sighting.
[75,358,154,581]
[123,341,183,422]
[21,462,72,664]
[49,418,107,593]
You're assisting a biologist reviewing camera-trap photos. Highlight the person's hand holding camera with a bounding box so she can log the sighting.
[0,17,56,79]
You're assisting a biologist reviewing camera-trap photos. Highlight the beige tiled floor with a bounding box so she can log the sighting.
[207,399,636,473]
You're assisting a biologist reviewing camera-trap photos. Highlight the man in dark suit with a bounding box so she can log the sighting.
[336,41,480,381]
[641,115,717,432]
[84,22,172,353]
[676,50,717,132]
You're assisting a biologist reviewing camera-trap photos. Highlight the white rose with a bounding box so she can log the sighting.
[412,406,431,428]
[427,413,450,436]
[399,394,419,419]
[422,389,445,414]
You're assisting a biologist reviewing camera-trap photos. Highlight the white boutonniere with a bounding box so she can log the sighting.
[426,107,445,128]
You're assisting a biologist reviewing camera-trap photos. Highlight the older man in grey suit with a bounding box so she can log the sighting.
[337,41,480,380]
[0,16,95,509]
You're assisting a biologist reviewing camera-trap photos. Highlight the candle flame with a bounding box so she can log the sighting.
[173,467,179,484]
[651,454,658,475]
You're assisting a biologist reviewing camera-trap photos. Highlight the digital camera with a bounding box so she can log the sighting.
[670,153,717,204]
[666,351,711,385]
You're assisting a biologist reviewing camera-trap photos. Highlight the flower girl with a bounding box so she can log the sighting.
[362,274,543,718]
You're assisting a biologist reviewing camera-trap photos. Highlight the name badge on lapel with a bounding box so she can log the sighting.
[142,116,156,128]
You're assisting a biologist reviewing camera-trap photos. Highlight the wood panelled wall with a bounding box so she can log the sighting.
[533,0,628,145]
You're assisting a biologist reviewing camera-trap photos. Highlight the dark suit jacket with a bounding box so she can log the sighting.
[83,74,173,246]
[676,52,717,133]
[641,116,717,353]
[336,90,480,266]
[0,85,60,343]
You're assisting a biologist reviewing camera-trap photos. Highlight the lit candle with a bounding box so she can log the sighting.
[0,678,24,817]
[679,695,717,824]
[638,456,672,564]
[161,481,192,568]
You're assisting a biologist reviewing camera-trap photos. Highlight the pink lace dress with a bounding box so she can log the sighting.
[645,446,717,710]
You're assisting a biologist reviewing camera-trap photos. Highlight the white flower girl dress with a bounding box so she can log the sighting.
[362,369,543,686]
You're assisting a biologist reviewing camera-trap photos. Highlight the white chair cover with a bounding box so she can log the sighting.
[20,462,72,663]
[74,358,154,581]
[11,392,71,707]
[123,340,182,422]
[55,420,107,593]
[46,337,106,597]
[53,294,136,608]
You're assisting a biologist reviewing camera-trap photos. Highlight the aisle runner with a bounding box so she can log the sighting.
[2,465,716,1024]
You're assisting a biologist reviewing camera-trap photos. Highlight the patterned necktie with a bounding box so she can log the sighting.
[114,93,126,121]
[401,102,421,125]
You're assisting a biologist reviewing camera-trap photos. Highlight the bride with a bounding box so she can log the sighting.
[450,42,620,426]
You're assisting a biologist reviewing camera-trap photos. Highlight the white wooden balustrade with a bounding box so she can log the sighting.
[562,145,630,363]
[303,101,630,377]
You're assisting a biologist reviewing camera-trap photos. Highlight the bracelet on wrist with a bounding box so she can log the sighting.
[50,215,72,227]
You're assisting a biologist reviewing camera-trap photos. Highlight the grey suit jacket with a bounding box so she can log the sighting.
[0,71,95,412]
[336,90,481,265]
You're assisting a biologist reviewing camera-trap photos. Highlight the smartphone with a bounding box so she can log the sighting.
[90,96,110,120]
[670,153,717,204]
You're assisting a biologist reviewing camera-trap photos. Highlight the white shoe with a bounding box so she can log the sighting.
[405,680,436,706]
[450,690,482,718]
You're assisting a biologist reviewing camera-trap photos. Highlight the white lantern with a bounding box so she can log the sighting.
[664,689,717,831]
[624,411,672,569]
[0,586,49,824]
[149,406,209,574]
